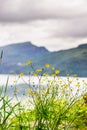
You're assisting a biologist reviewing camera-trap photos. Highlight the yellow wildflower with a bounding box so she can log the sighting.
[36,69,42,73]
[65,93,69,97]
[43,73,49,76]
[34,73,38,76]
[27,88,32,95]
[52,67,55,71]
[73,74,77,77]
[76,83,80,87]
[48,86,51,89]
[26,61,32,66]
[82,80,85,82]
[55,70,60,75]
[64,84,69,88]
[76,78,79,80]
[53,79,57,83]
[68,79,72,83]
[83,93,87,101]
[59,79,63,83]
[60,87,63,90]
[45,63,50,68]
[41,79,45,83]
[66,73,70,76]
[19,72,24,77]
[51,73,56,77]
[14,80,17,83]
[78,103,82,107]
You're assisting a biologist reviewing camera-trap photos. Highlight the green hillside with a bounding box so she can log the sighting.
[0,42,87,77]
[36,44,87,76]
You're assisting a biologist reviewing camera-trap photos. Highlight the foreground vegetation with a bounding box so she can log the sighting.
[0,61,87,130]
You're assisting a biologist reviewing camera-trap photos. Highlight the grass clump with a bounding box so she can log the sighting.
[0,61,87,130]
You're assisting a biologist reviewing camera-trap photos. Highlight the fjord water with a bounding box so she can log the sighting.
[0,74,87,95]
[0,74,87,107]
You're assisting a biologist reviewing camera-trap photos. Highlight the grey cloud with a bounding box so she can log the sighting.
[0,0,87,40]
[0,0,87,23]
[47,18,87,39]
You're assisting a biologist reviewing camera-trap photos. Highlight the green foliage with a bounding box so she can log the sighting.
[0,86,19,130]
[0,61,87,129]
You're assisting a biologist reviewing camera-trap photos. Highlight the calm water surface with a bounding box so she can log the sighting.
[0,74,87,105]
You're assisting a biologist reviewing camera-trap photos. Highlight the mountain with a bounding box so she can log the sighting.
[36,44,87,77]
[0,41,87,77]
[0,41,49,74]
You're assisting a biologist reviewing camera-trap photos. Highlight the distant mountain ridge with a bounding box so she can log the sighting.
[0,41,87,77]
[0,41,50,74]
[78,43,87,49]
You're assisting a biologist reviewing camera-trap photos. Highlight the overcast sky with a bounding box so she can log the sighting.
[0,0,87,51]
